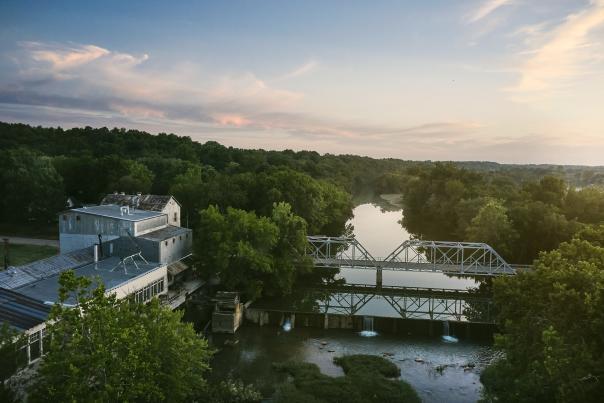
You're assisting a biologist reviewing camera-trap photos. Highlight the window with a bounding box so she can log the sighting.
[62,215,67,221]
[76,215,81,221]
[133,278,166,304]
[164,241,168,246]
[173,212,178,222]
[179,236,182,240]
[173,238,175,244]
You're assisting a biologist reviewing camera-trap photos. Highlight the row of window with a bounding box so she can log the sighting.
[133,278,165,303]
[164,233,189,246]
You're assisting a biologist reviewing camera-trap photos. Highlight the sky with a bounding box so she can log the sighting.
[1,0,604,165]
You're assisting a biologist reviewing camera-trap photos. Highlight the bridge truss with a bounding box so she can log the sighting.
[307,236,528,277]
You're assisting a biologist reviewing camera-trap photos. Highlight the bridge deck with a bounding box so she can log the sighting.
[313,257,528,275]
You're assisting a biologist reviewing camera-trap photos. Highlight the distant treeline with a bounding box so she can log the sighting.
[2,121,604,246]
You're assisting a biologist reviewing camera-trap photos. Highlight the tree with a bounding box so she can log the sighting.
[465,199,517,260]
[29,271,211,402]
[0,322,21,402]
[481,236,604,402]
[194,203,312,299]
[112,160,155,194]
[0,148,65,223]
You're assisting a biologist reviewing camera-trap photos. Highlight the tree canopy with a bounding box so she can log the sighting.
[194,203,313,299]
[29,271,212,402]
[481,232,604,402]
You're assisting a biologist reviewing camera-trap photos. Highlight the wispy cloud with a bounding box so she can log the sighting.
[467,0,512,23]
[508,0,604,95]
[275,60,319,81]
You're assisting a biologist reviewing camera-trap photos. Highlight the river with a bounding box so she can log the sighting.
[209,197,495,402]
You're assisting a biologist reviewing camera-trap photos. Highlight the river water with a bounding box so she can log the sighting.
[210,198,495,402]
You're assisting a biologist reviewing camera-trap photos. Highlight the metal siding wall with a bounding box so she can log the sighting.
[135,216,168,236]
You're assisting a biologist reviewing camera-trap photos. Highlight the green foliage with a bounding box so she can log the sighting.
[0,322,24,382]
[333,354,401,378]
[0,148,65,223]
[273,355,420,403]
[204,379,262,403]
[465,199,517,258]
[29,271,212,402]
[194,203,312,299]
[481,236,604,402]
[400,164,589,263]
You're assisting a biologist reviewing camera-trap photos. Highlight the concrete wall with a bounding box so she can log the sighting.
[159,230,192,264]
[244,309,496,341]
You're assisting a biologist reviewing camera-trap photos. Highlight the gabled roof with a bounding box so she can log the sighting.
[0,288,51,331]
[100,194,179,212]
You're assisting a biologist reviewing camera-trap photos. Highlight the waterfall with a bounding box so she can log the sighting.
[359,316,378,337]
[441,321,458,343]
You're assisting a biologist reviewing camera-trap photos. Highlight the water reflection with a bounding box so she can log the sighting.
[343,202,478,289]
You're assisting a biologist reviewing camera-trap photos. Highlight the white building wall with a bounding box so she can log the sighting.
[108,265,168,301]
[162,198,181,227]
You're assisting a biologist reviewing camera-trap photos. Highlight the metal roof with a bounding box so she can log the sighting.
[0,248,94,289]
[0,288,51,332]
[16,255,164,305]
[138,225,191,242]
[100,194,178,212]
[68,205,165,222]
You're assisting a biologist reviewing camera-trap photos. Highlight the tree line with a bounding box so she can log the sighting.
[397,163,604,263]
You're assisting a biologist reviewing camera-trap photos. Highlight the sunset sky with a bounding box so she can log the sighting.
[1,0,604,164]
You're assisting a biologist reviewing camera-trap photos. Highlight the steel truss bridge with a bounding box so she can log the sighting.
[307,236,530,286]
[313,283,493,323]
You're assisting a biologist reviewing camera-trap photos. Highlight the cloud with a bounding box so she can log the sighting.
[467,0,512,23]
[2,41,302,125]
[277,60,319,80]
[508,0,604,95]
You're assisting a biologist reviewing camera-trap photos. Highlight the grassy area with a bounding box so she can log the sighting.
[3,244,59,267]
[273,355,420,403]
[0,222,58,240]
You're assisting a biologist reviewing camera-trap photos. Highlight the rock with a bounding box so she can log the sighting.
[414,358,424,363]
[327,349,335,353]
[321,341,328,345]
[383,352,395,357]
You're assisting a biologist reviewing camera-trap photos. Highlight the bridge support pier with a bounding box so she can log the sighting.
[376,268,383,288]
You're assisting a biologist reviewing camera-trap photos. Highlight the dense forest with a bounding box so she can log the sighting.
[2,122,604,401]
